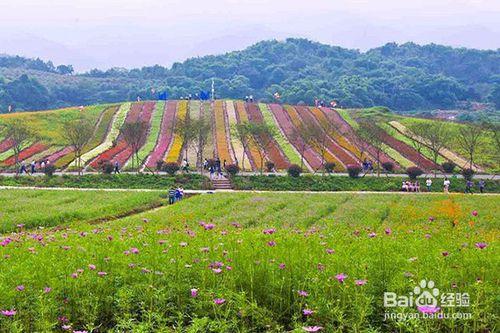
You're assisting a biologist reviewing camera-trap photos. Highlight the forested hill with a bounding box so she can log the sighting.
[0,38,499,113]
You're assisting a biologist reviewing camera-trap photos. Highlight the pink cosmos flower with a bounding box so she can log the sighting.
[71,273,78,279]
[425,234,431,239]
[44,287,52,293]
[200,247,210,253]
[16,285,25,291]
[303,309,314,316]
[385,228,392,235]
[212,268,222,274]
[1,309,16,317]
[428,216,435,222]
[226,266,232,271]
[368,232,377,238]
[302,326,323,332]
[279,263,286,270]
[267,241,276,247]
[442,251,449,257]
[298,290,308,297]
[97,271,107,277]
[61,325,71,330]
[471,210,478,217]
[130,247,139,254]
[180,242,188,247]
[123,250,130,256]
[417,305,440,314]
[159,240,166,245]
[326,248,335,254]
[191,288,198,298]
[317,263,325,271]
[355,279,367,286]
[263,228,276,235]
[204,223,215,230]
[335,273,348,283]
[475,242,487,249]
[213,298,225,305]
[17,224,25,229]
[88,264,96,270]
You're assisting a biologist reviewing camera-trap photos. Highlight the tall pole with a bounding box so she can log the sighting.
[211,79,215,101]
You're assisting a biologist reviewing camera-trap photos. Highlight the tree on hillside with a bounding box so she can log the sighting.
[417,122,451,176]
[0,120,34,175]
[355,121,386,177]
[456,123,484,170]
[174,116,198,168]
[189,117,211,173]
[122,121,149,171]
[290,119,320,170]
[234,123,252,170]
[246,122,276,174]
[407,123,428,156]
[62,116,94,175]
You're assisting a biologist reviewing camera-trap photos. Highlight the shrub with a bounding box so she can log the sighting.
[406,166,423,180]
[382,162,394,173]
[287,164,302,178]
[462,168,475,181]
[156,160,164,171]
[346,164,362,178]
[265,161,275,172]
[43,165,56,177]
[324,162,336,173]
[98,160,114,174]
[225,164,240,177]
[442,162,456,173]
[163,162,180,176]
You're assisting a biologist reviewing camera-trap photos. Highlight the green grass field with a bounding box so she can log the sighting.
[0,189,165,232]
[0,191,497,332]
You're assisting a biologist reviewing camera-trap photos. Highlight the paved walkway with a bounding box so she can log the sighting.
[1,186,498,196]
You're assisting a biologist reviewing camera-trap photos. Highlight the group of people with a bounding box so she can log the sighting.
[203,157,226,179]
[168,187,184,204]
[19,159,52,174]
[402,177,487,194]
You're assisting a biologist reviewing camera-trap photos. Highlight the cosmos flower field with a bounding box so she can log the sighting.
[0,190,497,332]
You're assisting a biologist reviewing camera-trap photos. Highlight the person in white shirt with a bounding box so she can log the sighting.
[426,178,432,192]
[443,178,451,193]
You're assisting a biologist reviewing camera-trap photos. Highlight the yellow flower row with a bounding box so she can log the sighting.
[165,100,188,163]
[234,101,263,169]
[214,100,234,164]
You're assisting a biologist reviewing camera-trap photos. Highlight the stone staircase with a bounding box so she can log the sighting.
[211,177,233,190]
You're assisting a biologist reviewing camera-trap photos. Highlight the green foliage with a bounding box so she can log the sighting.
[287,164,302,177]
[0,192,497,331]
[1,39,499,112]
[406,166,424,179]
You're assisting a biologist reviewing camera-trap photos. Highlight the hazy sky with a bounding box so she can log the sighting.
[1,0,499,71]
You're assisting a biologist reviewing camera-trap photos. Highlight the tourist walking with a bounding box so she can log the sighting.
[443,177,451,193]
[19,162,27,174]
[465,180,474,194]
[478,180,486,193]
[425,178,432,192]
[30,161,36,174]
[114,161,120,174]
[168,188,176,204]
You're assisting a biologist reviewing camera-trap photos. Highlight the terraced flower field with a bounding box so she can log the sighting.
[0,191,497,332]
[0,100,496,173]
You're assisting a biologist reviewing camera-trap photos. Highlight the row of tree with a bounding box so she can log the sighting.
[1,108,498,176]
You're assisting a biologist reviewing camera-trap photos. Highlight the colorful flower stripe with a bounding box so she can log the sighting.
[89,102,147,168]
[213,100,234,165]
[246,103,289,169]
[234,101,263,171]
[299,106,358,169]
[72,103,131,167]
[165,100,188,163]
[2,143,47,166]
[268,104,319,171]
[329,108,398,168]
[381,143,415,168]
[46,146,74,165]
[372,123,436,170]
[226,101,251,170]
[258,103,302,167]
[389,121,483,171]
[0,141,32,162]
[134,101,165,167]
[55,105,118,168]
[202,101,216,160]
[185,101,201,167]
[311,107,362,160]
[0,138,14,154]
[288,106,342,170]
[22,146,62,164]
[145,101,177,168]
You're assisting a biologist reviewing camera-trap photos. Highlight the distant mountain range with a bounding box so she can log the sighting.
[0,38,498,119]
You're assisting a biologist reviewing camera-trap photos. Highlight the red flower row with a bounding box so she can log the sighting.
[3,143,48,166]
[146,101,177,168]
